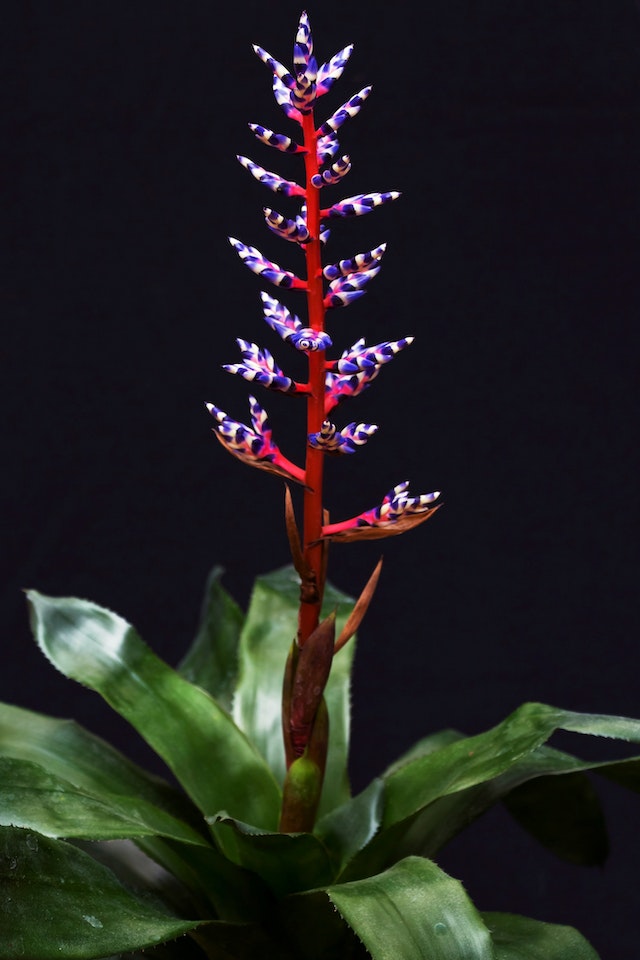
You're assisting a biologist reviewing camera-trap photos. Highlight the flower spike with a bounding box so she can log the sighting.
[322,482,441,542]
[206,397,305,484]
[229,238,306,289]
[308,420,378,455]
[237,155,305,197]
[261,292,332,351]
[322,191,401,218]
[223,339,303,395]
[248,123,304,154]
[213,13,442,832]
[317,87,372,137]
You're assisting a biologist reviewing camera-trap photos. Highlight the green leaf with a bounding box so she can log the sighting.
[209,814,335,897]
[502,768,608,866]
[393,747,610,870]
[0,702,199,825]
[0,826,202,960]
[177,566,244,711]
[382,703,640,829]
[381,730,466,776]
[344,704,640,880]
[232,565,356,817]
[0,756,208,846]
[27,591,281,830]
[482,911,600,959]
[315,778,384,874]
[132,836,273,924]
[327,856,494,960]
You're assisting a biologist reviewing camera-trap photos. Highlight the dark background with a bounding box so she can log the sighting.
[3,1,640,955]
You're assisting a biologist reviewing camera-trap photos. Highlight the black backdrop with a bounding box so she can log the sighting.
[4,1,640,955]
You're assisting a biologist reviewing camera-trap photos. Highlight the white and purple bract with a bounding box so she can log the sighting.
[222,339,298,394]
[206,397,305,484]
[261,292,332,352]
[322,481,441,540]
[308,420,378,455]
[324,337,414,411]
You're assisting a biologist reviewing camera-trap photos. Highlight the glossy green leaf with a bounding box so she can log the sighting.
[327,856,494,960]
[177,566,244,711]
[381,729,466,776]
[383,703,640,829]
[0,756,208,846]
[482,911,600,959]
[344,705,640,880]
[0,702,199,825]
[315,778,384,873]
[392,746,610,869]
[27,591,281,829]
[232,565,356,817]
[208,814,334,897]
[0,826,202,960]
[75,838,209,919]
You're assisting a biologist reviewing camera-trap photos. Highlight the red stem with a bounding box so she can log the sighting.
[298,110,326,648]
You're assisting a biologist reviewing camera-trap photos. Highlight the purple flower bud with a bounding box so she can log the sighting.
[253,44,295,89]
[229,238,306,290]
[311,155,351,188]
[324,337,413,410]
[223,338,297,394]
[322,191,401,218]
[206,396,305,483]
[330,336,413,373]
[316,44,354,97]
[264,207,310,244]
[248,123,304,154]
[291,12,318,113]
[291,72,317,114]
[317,87,371,137]
[322,482,441,541]
[323,244,386,281]
[316,134,340,165]
[272,74,304,123]
[261,292,332,351]
[293,12,316,79]
[237,155,305,197]
[308,420,378,455]
[324,265,381,308]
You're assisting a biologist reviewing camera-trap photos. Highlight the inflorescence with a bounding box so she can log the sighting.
[207,11,440,543]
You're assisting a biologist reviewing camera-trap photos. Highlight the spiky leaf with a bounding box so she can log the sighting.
[27,591,280,830]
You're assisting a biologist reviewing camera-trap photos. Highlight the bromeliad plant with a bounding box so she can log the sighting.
[2,13,640,960]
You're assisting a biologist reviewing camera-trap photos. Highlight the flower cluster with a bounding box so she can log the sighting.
[207,11,439,541]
